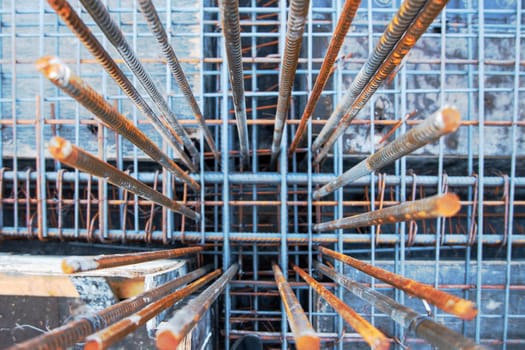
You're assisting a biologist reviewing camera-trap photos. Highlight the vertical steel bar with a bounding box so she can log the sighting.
[279,120,288,350]
[313,108,460,199]
[37,56,199,189]
[292,264,390,350]
[272,263,320,350]
[47,0,196,171]
[288,0,361,154]
[78,0,200,162]
[314,193,461,232]
[7,265,212,350]
[315,261,484,350]
[218,0,250,162]
[311,0,428,153]
[313,0,449,163]
[269,0,310,166]
[318,247,477,320]
[62,246,204,273]
[156,263,239,350]
[48,137,200,221]
[84,269,221,350]
[137,0,219,161]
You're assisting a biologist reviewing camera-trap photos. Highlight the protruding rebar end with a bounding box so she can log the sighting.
[48,136,73,162]
[83,339,103,350]
[452,299,478,321]
[61,257,98,274]
[156,330,182,350]
[296,334,321,350]
[439,107,461,134]
[36,56,70,85]
[436,193,461,217]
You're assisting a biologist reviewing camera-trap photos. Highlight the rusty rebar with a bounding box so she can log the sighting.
[156,263,239,350]
[48,137,200,221]
[313,0,449,162]
[314,193,461,232]
[272,263,320,350]
[78,0,200,163]
[137,0,219,161]
[8,265,212,350]
[46,0,196,171]
[270,0,310,166]
[219,0,250,161]
[313,108,460,198]
[315,261,484,350]
[84,269,221,350]
[37,56,200,189]
[62,246,203,273]
[292,264,390,350]
[318,247,478,320]
[288,0,361,154]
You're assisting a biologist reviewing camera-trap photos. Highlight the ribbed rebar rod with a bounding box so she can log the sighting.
[288,0,361,154]
[270,0,310,166]
[313,107,460,199]
[318,247,478,320]
[84,269,221,350]
[218,0,250,161]
[46,0,196,171]
[272,263,320,350]
[48,137,200,221]
[8,265,212,350]
[292,264,390,350]
[311,0,427,153]
[314,193,461,232]
[62,246,204,273]
[37,56,199,189]
[78,0,200,162]
[313,0,449,163]
[156,263,239,350]
[137,0,219,161]
[314,261,484,350]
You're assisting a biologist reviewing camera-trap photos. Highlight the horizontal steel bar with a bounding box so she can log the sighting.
[84,269,221,350]
[314,193,461,232]
[48,137,200,221]
[62,246,203,273]
[6,265,212,350]
[318,247,478,320]
[156,264,239,349]
[272,263,320,350]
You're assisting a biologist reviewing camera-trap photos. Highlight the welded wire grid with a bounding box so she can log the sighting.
[0,0,523,349]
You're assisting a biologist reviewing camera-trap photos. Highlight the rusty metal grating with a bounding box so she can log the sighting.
[0,0,524,349]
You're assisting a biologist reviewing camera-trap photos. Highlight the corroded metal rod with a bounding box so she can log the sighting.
[311,0,427,153]
[318,247,478,320]
[62,246,204,273]
[313,0,449,162]
[156,264,239,350]
[313,108,460,199]
[270,0,310,166]
[84,269,221,350]
[137,0,219,161]
[37,56,199,190]
[219,0,250,161]
[292,264,390,350]
[272,263,320,350]
[315,261,485,350]
[7,265,212,350]
[288,0,361,154]
[78,0,200,162]
[314,193,461,232]
[48,137,200,221]
[46,0,196,171]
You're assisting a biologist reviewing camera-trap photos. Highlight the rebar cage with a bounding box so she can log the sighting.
[0,0,524,349]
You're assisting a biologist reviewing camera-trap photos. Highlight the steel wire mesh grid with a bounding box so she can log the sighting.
[0,0,524,349]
